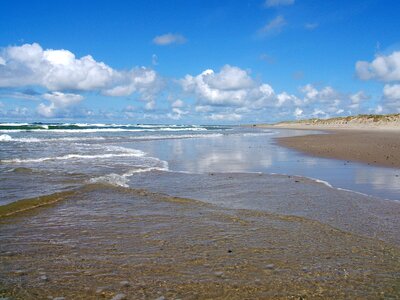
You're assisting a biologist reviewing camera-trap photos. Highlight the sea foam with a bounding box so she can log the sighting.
[2,151,146,164]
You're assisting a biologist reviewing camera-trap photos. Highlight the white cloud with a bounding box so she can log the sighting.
[37,92,84,117]
[152,33,186,46]
[383,84,400,112]
[300,84,340,104]
[102,68,163,101]
[349,91,369,109]
[258,15,286,37]
[0,43,162,108]
[204,65,254,90]
[383,84,400,100]
[356,51,400,82]
[293,107,303,118]
[265,0,295,7]
[0,43,114,91]
[180,65,276,108]
[276,92,301,107]
[208,113,242,122]
[301,84,318,100]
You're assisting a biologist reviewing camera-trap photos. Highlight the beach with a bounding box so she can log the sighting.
[1,123,400,299]
[277,130,400,168]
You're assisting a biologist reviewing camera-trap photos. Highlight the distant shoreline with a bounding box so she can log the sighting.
[253,113,400,131]
[251,114,400,168]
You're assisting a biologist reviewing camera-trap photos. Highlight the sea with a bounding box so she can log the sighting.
[1,122,399,207]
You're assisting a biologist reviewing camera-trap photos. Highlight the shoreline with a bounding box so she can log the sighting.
[271,128,400,169]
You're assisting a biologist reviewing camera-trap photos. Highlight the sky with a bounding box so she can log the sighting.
[0,0,400,124]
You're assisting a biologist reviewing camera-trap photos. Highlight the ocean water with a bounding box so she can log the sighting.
[0,122,399,206]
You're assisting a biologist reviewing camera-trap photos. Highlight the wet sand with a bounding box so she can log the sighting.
[1,173,400,299]
[276,130,400,168]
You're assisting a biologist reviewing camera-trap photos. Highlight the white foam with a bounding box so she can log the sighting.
[0,123,30,126]
[0,126,209,133]
[0,135,106,143]
[0,133,223,143]
[2,151,146,164]
[89,163,169,188]
[0,134,12,141]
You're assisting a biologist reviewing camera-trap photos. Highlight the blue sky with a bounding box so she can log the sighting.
[0,0,400,124]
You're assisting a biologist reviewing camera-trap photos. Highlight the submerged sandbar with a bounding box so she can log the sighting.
[1,173,400,299]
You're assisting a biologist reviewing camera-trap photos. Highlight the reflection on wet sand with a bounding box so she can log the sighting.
[1,178,400,299]
[131,129,400,200]
[356,168,400,191]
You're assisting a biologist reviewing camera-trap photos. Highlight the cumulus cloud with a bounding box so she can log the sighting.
[179,66,355,122]
[300,84,340,104]
[152,33,187,46]
[383,84,400,100]
[276,92,301,107]
[356,51,400,82]
[383,84,400,112]
[0,43,162,115]
[349,91,369,109]
[264,0,295,7]
[258,15,286,37]
[355,51,400,113]
[180,65,276,109]
[102,68,163,101]
[0,43,114,90]
[37,92,84,117]
[297,84,357,117]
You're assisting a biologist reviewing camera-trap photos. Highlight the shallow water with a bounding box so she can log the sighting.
[1,124,400,299]
[1,184,399,299]
[1,124,399,205]
[122,128,400,201]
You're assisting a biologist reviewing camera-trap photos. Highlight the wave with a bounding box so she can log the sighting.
[1,151,146,164]
[0,133,224,143]
[0,134,13,141]
[89,163,169,188]
[0,123,227,133]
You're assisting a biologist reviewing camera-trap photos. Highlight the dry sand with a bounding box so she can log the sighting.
[276,130,400,168]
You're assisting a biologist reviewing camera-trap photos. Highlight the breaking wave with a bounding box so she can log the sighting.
[1,151,146,164]
[0,123,230,133]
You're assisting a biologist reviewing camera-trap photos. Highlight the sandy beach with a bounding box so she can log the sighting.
[255,115,400,168]
[276,130,400,168]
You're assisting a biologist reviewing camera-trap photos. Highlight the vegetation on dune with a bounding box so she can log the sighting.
[275,113,400,125]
